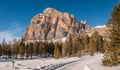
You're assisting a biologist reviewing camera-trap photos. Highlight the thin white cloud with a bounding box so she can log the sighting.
[0,31,20,43]
[0,22,25,43]
[7,22,25,37]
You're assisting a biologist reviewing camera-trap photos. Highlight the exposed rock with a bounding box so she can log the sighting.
[90,26,111,41]
[24,8,92,41]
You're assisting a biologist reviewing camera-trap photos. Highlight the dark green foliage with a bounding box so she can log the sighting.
[72,37,82,57]
[33,42,39,56]
[72,38,79,56]
[103,2,120,66]
[89,34,96,56]
[0,45,2,56]
[6,44,12,58]
[62,34,90,57]
[13,43,19,58]
[47,41,55,57]
[0,39,12,58]
[67,35,73,56]
[29,43,34,59]
[41,42,47,57]
[25,43,30,59]
[18,41,25,58]
[98,35,104,53]
[89,31,104,56]
[80,33,89,55]
[0,32,105,59]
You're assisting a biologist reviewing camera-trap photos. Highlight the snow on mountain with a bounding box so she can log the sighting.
[25,37,67,44]
[51,37,67,43]
[94,25,106,28]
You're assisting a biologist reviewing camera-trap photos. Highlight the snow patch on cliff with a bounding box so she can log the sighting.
[94,25,106,28]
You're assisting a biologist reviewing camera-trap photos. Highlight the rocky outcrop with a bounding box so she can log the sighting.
[88,25,111,41]
[24,8,92,41]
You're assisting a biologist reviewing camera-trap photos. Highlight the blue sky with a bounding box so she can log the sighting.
[0,0,118,42]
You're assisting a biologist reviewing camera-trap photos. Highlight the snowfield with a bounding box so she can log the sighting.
[0,54,120,70]
[0,57,80,70]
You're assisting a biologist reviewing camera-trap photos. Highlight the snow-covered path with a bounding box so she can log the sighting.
[57,54,120,70]
[56,54,97,70]
[83,64,90,70]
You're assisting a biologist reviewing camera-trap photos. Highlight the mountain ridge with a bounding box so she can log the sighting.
[23,8,92,41]
[23,8,109,41]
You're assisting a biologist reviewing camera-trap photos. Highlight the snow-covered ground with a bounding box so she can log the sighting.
[0,57,80,70]
[0,54,120,70]
[57,54,120,70]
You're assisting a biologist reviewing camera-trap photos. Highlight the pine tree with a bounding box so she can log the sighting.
[58,42,62,57]
[25,42,30,59]
[33,41,39,56]
[81,33,89,55]
[29,43,34,59]
[41,42,47,57]
[62,41,68,57]
[19,41,25,58]
[1,39,10,58]
[38,41,42,57]
[89,31,99,56]
[0,44,2,56]
[54,42,60,59]
[7,44,12,58]
[67,34,73,56]
[72,38,78,56]
[72,37,82,57]
[13,43,19,58]
[45,41,51,57]
[89,35,96,56]
[98,35,104,53]
[46,41,54,57]
[103,2,120,66]
[77,36,83,57]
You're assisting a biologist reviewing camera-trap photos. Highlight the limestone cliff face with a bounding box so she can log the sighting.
[24,8,91,41]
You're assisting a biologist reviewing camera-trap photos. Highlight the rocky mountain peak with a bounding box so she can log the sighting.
[24,8,92,41]
[43,8,58,14]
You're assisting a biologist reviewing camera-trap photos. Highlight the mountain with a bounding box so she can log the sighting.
[91,25,110,39]
[23,8,92,41]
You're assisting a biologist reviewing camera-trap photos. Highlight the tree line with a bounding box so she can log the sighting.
[0,31,104,59]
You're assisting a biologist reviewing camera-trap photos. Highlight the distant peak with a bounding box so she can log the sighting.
[45,7,54,11]
[43,7,58,13]
[81,20,87,24]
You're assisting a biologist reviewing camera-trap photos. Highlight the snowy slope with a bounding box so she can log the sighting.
[0,54,120,70]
